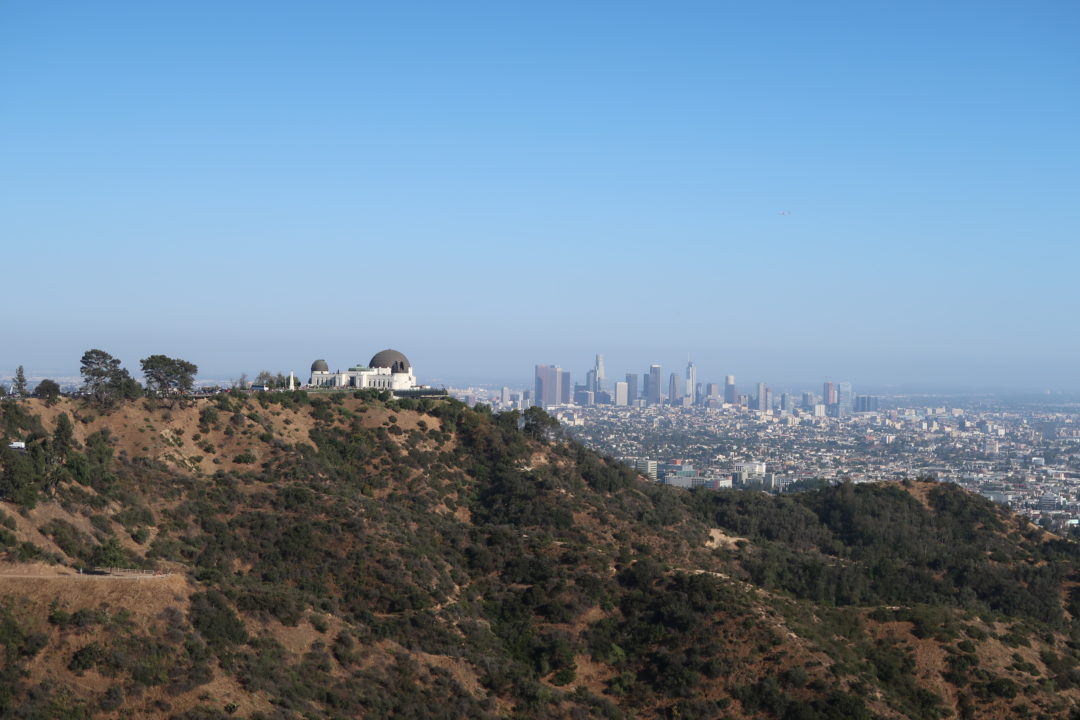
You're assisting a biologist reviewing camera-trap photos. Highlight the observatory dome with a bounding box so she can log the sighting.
[368,349,411,374]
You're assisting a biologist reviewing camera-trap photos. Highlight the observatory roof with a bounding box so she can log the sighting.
[368,349,411,374]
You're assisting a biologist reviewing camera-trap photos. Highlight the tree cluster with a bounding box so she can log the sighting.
[254,370,291,389]
[140,354,198,400]
[80,350,141,408]
[75,349,199,408]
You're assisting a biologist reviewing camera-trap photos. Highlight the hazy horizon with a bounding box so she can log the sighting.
[3,3,1077,392]
[2,344,1076,397]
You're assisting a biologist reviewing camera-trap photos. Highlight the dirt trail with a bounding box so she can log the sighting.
[0,562,173,580]
[0,573,171,580]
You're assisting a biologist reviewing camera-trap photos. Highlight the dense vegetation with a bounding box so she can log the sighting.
[687,480,1072,623]
[3,392,1080,719]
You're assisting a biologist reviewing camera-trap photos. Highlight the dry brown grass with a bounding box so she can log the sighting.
[1,570,189,621]
[706,527,748,550]
[1,569,278,719]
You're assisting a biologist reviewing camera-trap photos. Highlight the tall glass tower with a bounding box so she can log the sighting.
[724,375,736,404]
[685,360,697,405]
[648,365,662,405]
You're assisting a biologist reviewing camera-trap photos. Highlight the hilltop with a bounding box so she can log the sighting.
[3,393,1080,719]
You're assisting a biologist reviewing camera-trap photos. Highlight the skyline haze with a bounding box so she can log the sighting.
[2,2,1077,392]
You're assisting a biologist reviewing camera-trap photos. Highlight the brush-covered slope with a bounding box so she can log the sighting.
[3,393,1080,720]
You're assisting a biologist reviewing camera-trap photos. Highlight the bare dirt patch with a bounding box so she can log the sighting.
[163,671,274,718]
[413,650,487,698]
[706,528,747,550]
[545,653,614,695]
[0,561,77,577]
[896,480,936,511]
[259,618,324,655]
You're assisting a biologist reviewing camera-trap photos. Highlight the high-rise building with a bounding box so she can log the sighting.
[648,365,662,405]
[585,369,598,393]
[685,360,697,405]
[855,395,880,412]
[532,366,571,407]
[837,382,853,414]
[756,382,768,411]
[823,381,837,406]
[706,383,720,399]
[668,373,682,404]
[634,458,658,480]
[724,375,736,404]
[614,381,628,406]
[595,354,606,392]
[780,392,792,411]
[534,365,561,408]
[625,373,639,405]
[801,391,816,409]
[500,386,511,405]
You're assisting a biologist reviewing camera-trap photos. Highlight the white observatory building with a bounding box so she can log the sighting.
[308,349,418,391]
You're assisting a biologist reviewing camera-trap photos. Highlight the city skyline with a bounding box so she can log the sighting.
[528,352,878,414]
[3,345,1077,397]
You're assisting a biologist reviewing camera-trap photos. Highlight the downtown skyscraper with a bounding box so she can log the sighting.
[625,373,639,405]
[668,372,682,404]
[535,365,571,408]
[724,375,736,404]
[837,382,853,414]
[823,381,837,406]
[756,382,768,411]
[648,364,662,405]
[685,360,697,405]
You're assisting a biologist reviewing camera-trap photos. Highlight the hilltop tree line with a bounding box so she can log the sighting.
[3,353,305,403]
[2,350,198,408]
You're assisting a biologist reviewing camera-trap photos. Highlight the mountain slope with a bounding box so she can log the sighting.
[2,393,1080,720]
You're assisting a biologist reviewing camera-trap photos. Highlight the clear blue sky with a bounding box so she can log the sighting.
[2,2,1077,392]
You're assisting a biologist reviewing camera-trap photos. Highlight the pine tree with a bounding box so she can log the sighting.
[13,366,27,397]
[53,412,77,456]
[80,349,142,408]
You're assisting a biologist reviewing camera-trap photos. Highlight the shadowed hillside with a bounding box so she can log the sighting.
[3,393,1080,720]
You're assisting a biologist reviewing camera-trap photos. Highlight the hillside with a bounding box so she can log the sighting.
[3,393,1080,720]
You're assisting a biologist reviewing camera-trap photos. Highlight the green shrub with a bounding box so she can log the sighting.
[69,642,104,672]
[190,591,248,647]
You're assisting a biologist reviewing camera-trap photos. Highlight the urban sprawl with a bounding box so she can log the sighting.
[450,355,1080,534]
